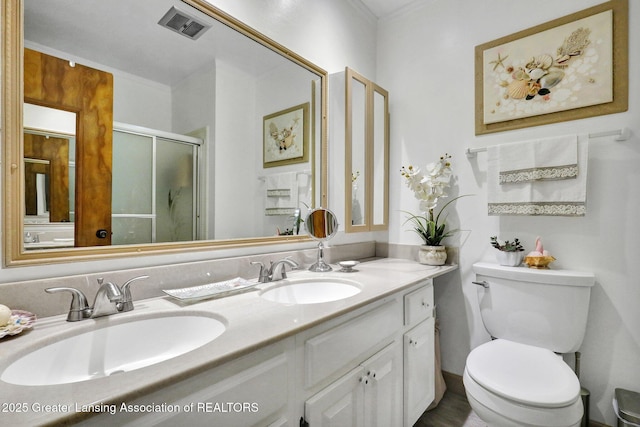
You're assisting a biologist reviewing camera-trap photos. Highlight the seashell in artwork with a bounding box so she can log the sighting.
[526,82,541,97]
[526,54,554,71]
[511,68,528,81]
[507,79,529,99]
[527,68,548,81]
[540,70,565,89]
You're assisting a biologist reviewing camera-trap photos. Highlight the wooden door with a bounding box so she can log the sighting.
[23,133,71,222]
[24,48,113,246]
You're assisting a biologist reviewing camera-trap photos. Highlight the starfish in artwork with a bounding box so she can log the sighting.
[490,52,509,71]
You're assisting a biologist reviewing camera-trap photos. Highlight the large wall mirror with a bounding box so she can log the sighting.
[2,0,328,266]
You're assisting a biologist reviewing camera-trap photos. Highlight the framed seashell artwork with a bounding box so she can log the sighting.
[263,102,310,168]
[474,0,628,135]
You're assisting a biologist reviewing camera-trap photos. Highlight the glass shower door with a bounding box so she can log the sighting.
[112,131,154,245]
[155,137,196,242]
[112,128,198,245]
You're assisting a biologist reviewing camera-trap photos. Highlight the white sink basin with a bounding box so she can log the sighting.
[260,277,362,304]
[1,314,226,386]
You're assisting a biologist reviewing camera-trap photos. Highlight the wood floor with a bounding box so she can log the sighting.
[414,390,486,427]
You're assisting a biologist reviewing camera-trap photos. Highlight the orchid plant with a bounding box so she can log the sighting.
[401,153,466,246]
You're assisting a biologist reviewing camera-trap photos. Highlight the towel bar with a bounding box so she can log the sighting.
[465,127,630,158]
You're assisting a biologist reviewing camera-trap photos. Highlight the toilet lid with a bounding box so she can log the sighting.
[466,339,580,408]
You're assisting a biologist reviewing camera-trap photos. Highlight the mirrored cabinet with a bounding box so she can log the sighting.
[343,67,389,232]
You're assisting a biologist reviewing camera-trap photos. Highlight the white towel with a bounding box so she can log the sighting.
[498,134,578,184]
[487,135,588,216]
[264,172,298,215]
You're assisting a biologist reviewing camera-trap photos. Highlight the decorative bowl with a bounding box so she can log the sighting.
[0,310,36,339]
[523,255,556,269]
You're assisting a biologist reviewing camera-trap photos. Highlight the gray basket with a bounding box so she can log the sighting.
[614,388,640,427]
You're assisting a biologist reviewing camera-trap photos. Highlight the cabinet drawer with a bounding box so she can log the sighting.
[305,299,402,389]
[404,281,433,326]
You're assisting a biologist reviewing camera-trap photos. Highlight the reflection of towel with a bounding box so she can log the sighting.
[498,135,578,184]
[487,134,588,216]
[297,171,312,212]
[264,172,298,215]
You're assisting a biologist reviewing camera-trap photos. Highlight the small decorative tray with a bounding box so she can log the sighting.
[163,277,257,301]
[0,310,37,339]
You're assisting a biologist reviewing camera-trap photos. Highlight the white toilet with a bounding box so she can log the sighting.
[464,262,595,427]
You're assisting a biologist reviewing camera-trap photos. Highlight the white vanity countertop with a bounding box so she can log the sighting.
[0,258,456,426]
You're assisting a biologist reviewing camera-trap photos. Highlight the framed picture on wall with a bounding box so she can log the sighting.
[263,103,309,168]
[475,0,628,135]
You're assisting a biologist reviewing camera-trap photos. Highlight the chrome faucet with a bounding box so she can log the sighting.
[46,275,149,321]
[91,278,123,317]
[251,257,299,283]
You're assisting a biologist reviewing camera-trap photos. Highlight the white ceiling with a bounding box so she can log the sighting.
[24,0,420,86]
[359,0,422,18]
[24,0,300,86]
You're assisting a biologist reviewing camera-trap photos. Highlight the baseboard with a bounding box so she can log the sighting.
[442,370,465,397]
[442,370,613,427]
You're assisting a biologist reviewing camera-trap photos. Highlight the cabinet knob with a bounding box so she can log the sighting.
[410,339,418,347]
[359,375,369,385]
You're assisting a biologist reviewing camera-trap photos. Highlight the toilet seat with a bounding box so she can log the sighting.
[464,339,583,427]
[466,339,581,407]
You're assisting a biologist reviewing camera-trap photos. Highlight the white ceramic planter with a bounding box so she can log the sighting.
[419,245,447,266]
[495,250,524,267]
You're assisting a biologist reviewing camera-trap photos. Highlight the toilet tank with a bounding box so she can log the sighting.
[473,262,595,353]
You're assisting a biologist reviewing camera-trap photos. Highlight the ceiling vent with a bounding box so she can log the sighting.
[158,6,210,40]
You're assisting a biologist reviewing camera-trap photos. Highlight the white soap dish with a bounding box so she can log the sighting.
[163,277,257,301]
[338,260,359,273]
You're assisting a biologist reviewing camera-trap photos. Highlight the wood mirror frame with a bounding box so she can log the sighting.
[2,0,328,267]
[344,68,389,233]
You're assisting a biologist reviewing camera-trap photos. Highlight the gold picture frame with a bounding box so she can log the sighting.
[263,102,309,168]
[475,0,628,135]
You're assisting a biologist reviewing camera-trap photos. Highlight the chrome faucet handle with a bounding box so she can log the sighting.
[91,278,123,318]
[119,275,149,312]
[250,261,270,283]
[45,287,90,322]
[271,257,299,281]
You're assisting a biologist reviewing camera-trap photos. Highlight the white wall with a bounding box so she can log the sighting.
[214,60,259,239]
[377,1,640,424]
[113,74,172,131]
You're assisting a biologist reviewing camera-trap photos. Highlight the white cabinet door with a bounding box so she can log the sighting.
[404,316,435,427]
[362,341,403,427]
[305,365,366,427]
[305,341,402,427]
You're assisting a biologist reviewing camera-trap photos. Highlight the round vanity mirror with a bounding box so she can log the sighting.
[305,208,338,272]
